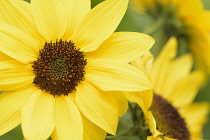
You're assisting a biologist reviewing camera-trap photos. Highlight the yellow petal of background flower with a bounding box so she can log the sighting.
[82,115,107,140]
[0,60,34,91]
[169,71,205,108]
[150,37,177,94]
[72,0,128,52]
[125,96,160,137]
[22,91,55,140]
[178,0,203,20]
[31,0,67,42]
[51,96,83,140]
[204,11,210,31]
[132,52,154,75]
[0,86,37,135]
[124,89,153,110]
[179,103,209,139]
[160,54,193,98]
[76,82,118,135]
[189,29,210,73]
[0,0,41,42]
[147,112,162,137]
[61,0,90,40]
[0,25,39,63]
[85,32,154,63]
[86,61,151,91]
[112,91,128,117]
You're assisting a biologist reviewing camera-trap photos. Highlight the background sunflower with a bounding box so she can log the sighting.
[0,0,209,140]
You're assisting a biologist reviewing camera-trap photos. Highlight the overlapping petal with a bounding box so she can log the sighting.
[161,54,193,98]
[22,91,55,140]
[71,0,128,52]
[169,71,205,108]
[132,51,154,75]
[31,0,67,42]
[86,32,154,63]
[112,91,128,117]
[51,96,83,140]
[0,86,37,135]
[0,52,13,62]
[82,115,107,140]
[86,61,151,91]
[0,0,41,41]
[76,82,118,135]
[61,0,90,40]
[0,60,34,91]
[0,25,39,63]
[150,37,177,94]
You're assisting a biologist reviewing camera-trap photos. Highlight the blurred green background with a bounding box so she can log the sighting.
[0,0,209,139]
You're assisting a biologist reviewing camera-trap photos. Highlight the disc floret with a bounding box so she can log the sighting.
[33,40,87,96]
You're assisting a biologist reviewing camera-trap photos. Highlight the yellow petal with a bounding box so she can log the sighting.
[85,61,151,91]
[139,89,153,109]
[0,86,37,135]
[31,0,67,42]
[86,32,154,63]
[112,91,128,117]
[178,0,204,20]
[125,96,160,137]
[51,95,83,140]
[132,51,154,75]
[0,52,13,62]
[124,89,153,110]
[189,29,210,73]
[72,0,128,52]
[179,103,209,139]
[61,0,90,40]
[169,71,205,108]
[0,60,34,91]
[0,0,41,42]
[204,11,210,31]
[76,82,118,135]
[82,115,107,140]
[0,25,39,63]
[147,112,162,137]
[150,37,177,94]
[160,54,193,98]
[22,91,55,140]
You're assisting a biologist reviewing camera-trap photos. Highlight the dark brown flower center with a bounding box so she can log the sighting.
[32,40,87,96]
[151,94,190,140]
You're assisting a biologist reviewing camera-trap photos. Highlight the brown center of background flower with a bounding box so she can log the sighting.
[33,40,87,96]
[151,94,190,140]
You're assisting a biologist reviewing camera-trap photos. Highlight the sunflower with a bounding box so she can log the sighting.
[131,0,210,73]
[126,37,209,140]
[0,0,155,139]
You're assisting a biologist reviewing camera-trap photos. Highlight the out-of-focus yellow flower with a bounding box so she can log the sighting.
[0,0,155,139]
[131,0,210,73]
[126,37,209,140]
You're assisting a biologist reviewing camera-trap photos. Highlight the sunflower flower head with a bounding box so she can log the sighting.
[0,0,155,139]
[131,0,210,74]
[32,40,87,96]
[127,37,209,140]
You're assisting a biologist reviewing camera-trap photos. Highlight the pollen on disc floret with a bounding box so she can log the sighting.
[32,39,87,96]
